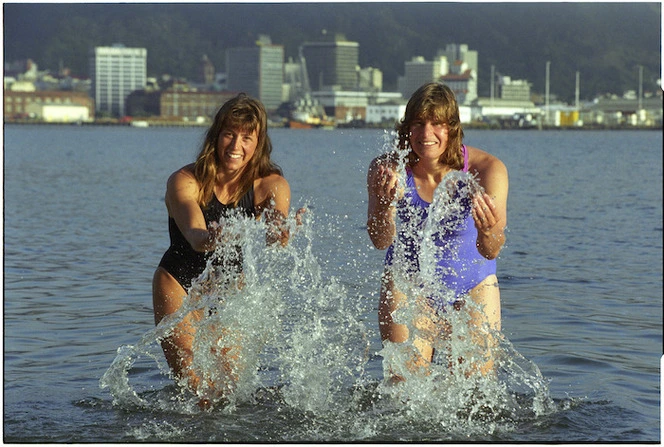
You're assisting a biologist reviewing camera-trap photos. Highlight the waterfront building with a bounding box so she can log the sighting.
[4,90,94,122]
[25,103,91,123]
[89,44,147,117]
[397,56,448,98]
[312,89,402,123]
[126,87,237,120]
[581,96,662,127]
[472,97,541,126]
[366,102,406,125]
[497,76,532,102]
[160,90,238,119]
[473,97,540,117]
[440,68,477,105]
[226,36,284,111]
[301,34,360,91]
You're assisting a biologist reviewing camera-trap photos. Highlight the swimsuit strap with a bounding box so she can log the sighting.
[405,165,414,185]
[462,144,469,173]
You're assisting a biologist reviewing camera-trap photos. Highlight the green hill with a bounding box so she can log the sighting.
[3,2,661,101]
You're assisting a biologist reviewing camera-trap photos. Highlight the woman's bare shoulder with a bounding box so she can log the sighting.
[167,164,196,183]
[255,173,290,196]
[166,164,200,201]
[257,172,287,185]
[466,145,507,175]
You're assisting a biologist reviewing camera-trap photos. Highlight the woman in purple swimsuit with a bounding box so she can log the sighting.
[367,83,509,380]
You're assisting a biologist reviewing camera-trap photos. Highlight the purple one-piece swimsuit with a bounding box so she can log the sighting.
[385,145,496,309]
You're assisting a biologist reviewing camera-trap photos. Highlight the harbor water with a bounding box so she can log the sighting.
[3,125,662,442]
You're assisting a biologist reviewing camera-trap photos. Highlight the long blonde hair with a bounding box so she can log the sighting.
[395,82,465,170]
[194,93,282,207]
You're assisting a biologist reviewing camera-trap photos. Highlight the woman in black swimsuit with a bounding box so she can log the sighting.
[152,93,297,403]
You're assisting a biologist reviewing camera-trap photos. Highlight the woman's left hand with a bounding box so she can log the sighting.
[472,193,499,234]
[294,207,306,226]
[265,207,306,246]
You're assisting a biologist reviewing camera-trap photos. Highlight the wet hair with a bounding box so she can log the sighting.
[395,82,465,170]
[194,93,282,207]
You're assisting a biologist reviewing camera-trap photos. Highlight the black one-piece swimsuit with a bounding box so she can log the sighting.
[158,187,255,290]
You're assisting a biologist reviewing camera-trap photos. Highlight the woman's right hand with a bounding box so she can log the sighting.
[205,221,223,251]
[374,163,399,206]
[367,157,399,250]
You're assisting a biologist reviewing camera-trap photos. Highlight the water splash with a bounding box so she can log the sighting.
[368,145,556,438]
[100,210,372,415]
[100,148,555,439]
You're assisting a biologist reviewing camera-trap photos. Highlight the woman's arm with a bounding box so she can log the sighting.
[165,166,217,252]
[255,174,294,246]
[467,147,509,260]
[367,156,399,250]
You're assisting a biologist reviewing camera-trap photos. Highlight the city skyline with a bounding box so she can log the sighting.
[6,37,661,129]
[3,2,661,102]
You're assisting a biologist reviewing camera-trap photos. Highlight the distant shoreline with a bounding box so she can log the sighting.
[4,119,660,131]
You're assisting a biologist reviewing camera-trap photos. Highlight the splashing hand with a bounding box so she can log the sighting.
[472,193,498,233]
[206,221,224,249]
[376,164,398,206]
[295,207,306,226]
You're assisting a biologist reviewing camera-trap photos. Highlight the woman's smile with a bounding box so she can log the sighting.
[218,127,258,171]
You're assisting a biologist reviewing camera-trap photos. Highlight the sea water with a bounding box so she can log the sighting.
[3,125,661,442]
[98,185,554,440]
[93,129,577,439]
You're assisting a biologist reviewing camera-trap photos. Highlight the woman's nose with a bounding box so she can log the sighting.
[422,122,435,135]
[231,136,242,150]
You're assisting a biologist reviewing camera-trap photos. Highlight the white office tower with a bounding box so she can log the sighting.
[90,44,147,117]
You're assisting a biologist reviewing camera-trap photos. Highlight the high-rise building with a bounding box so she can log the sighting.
[89,44,147,117]
[357,67,383,93]
[226,36,284,111]
[200,55,215,86]
[397,56,447,98]
[300,34,359,91]
[437,44,479,104]
[438,44,478,75]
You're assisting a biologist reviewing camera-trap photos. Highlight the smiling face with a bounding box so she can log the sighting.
[194,93,277,207]
[217,125,259,174]
[397,83,465,170]
[409,119,450,162]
